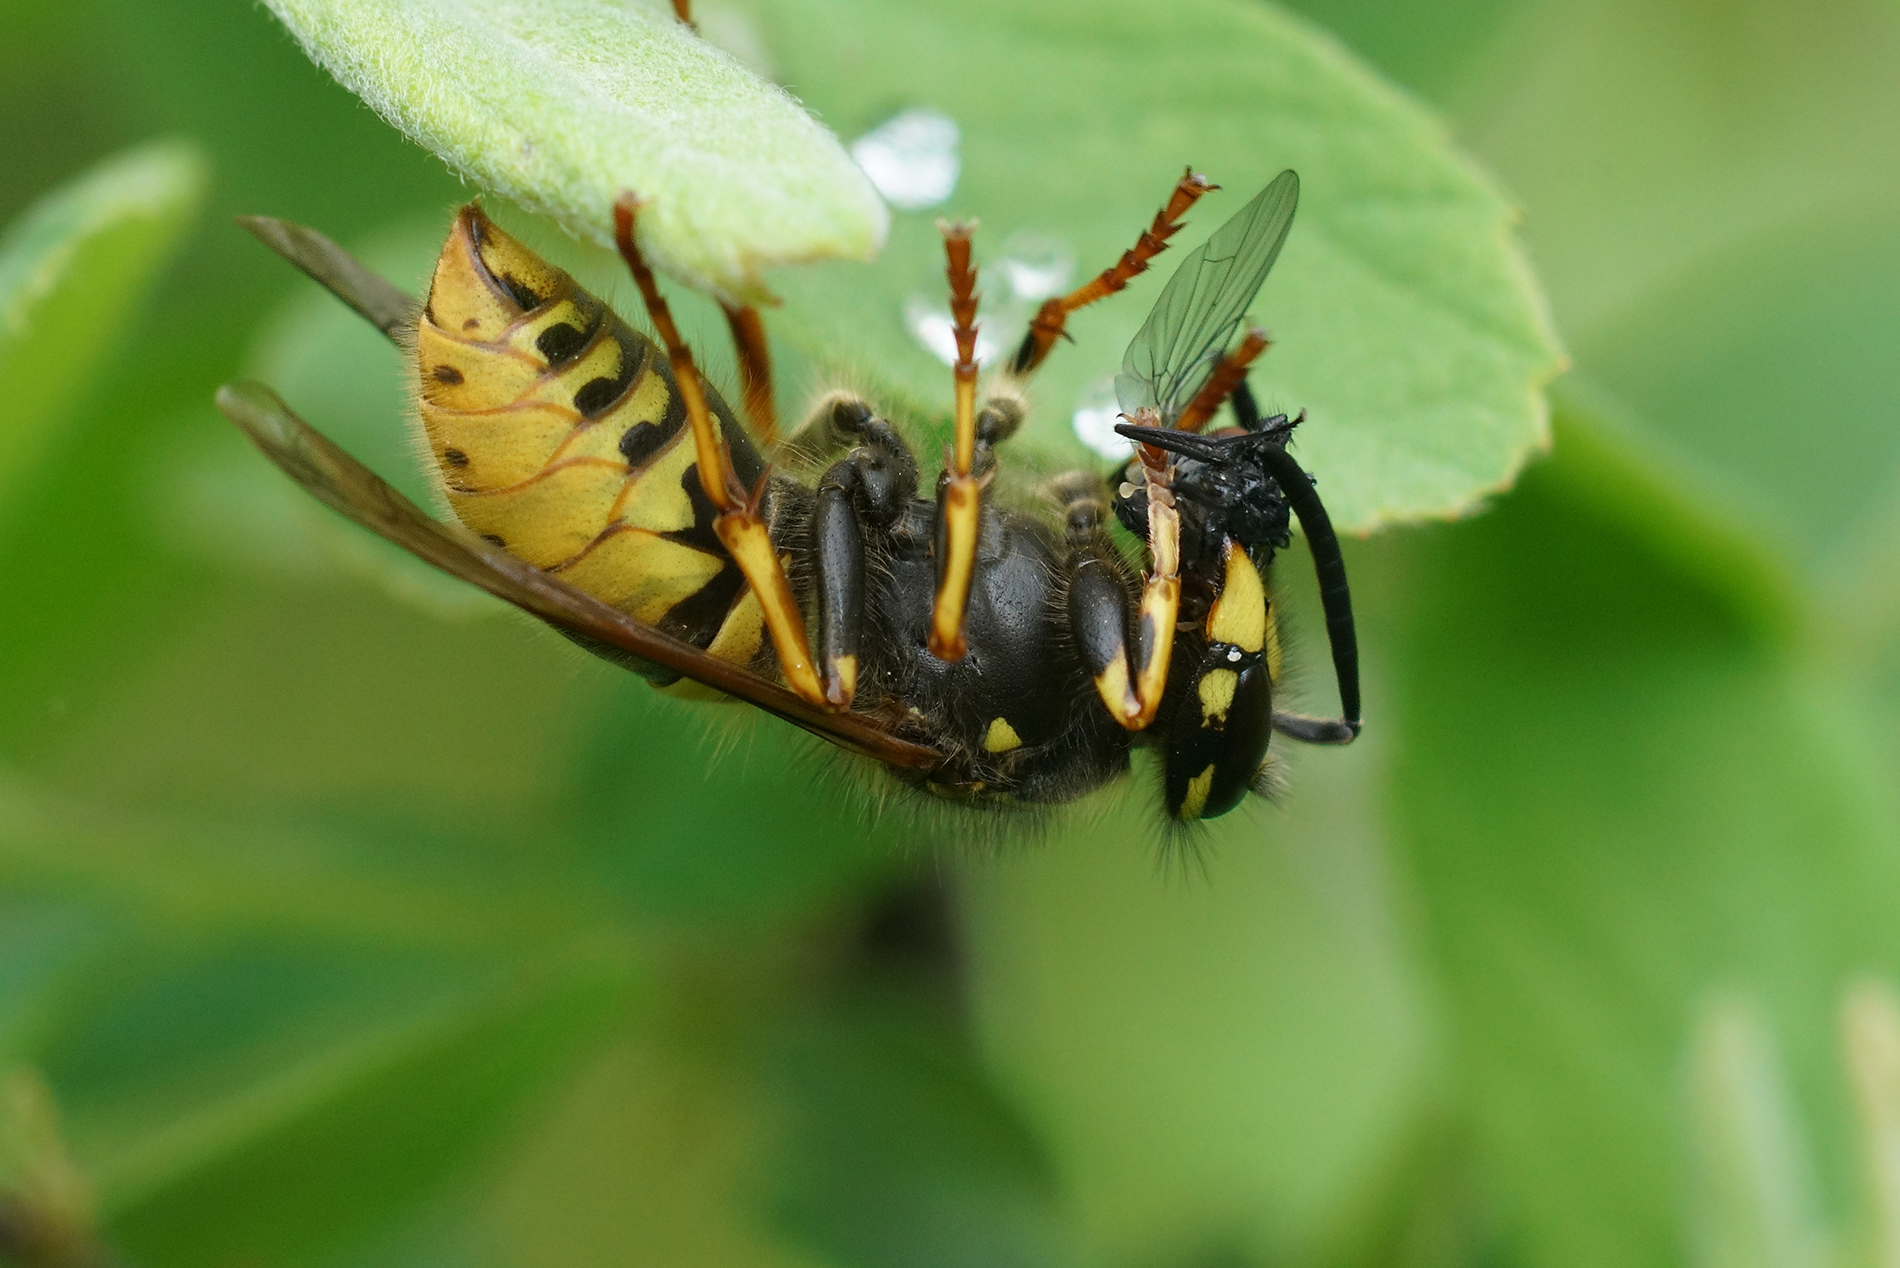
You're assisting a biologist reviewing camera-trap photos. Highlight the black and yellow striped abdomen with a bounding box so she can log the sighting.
[413,206,770,670]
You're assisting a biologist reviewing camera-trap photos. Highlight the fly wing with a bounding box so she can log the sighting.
[1115,169,1299,423]
[214,381,944,771]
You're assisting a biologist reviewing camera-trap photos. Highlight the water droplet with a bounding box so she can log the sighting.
[1072,377,1133,460]
[905,295,1004,367]
[995,232,1074,303]
[851,109,960,211]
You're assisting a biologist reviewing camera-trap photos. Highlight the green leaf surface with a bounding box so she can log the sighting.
[737,0,1564,532]
[1387,398,1900,1268]
[59,941,628,1267]
[768,1000,1075,1268]
[959,735,1432,1265]
[260,0,888,306]
[0,139,207,508]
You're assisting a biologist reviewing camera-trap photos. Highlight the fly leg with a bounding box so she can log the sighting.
[811,399,919,707]
[614,194,828,707]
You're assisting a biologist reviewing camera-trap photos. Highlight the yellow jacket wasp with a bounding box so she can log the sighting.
[216,167,1360,822]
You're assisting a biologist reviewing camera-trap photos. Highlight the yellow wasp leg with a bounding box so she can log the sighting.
[929,221,982,663]
[1091,415,1181,731]
[613,195,827,708]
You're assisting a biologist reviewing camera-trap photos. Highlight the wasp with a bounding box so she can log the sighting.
[217,165,1360,822]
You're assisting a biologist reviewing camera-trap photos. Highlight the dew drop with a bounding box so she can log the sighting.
[851,109,960,211]
[994,233,1074,303]
[1072,376,1134,460]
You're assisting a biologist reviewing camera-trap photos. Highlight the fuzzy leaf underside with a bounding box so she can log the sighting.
[262,0,889,306]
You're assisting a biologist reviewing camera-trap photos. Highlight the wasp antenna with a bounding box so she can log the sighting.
[1009,167,1215,378]
[1174,328,1270,433]
[1253,442,1362,740]
[613,193,828,708]
[930,219,982,663]
[670,0,697,29]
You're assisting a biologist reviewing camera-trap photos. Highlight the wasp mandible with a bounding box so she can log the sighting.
[218,165,1360,822]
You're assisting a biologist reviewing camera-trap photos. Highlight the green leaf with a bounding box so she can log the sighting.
[1684,994,1829,1268]
[738,0,1565,532]
[1386,395,1900,1268]
[0,139,207,507]
[57,941,628,1268]
[260,0,888,306]
[768,1001,1076,1268]
[958,739,1432,1263]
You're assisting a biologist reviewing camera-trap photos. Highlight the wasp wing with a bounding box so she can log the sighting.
[1114,169,1299,424]
[237,216,415,340]
[214,381,943,771]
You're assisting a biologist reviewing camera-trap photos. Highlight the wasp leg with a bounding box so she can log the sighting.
[813,405,919,707]
[1057,465,1177,732]
[1007,169,1215,379]
[719,301,778,445]
[929,221,982,662]
[613,195,827,707]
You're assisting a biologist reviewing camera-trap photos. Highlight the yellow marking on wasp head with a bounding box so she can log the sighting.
[1206,541,1267,653]
[1197,668,1237,726]
[983,716,1023,753]
[1179,765,1216,820]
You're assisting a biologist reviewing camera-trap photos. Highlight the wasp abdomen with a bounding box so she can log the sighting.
[414,206,763,658]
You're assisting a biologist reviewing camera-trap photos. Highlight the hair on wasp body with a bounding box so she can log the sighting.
[219,160,1361,825]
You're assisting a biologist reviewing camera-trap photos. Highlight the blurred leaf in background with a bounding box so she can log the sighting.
[0,0,1897,1267]
[0,140,206,513]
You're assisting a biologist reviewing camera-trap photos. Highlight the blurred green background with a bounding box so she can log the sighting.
[2,1,1899,1267]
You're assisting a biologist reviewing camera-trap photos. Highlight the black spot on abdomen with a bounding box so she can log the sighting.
[536,321,589,367]
[432,364,464,385]
[618,381,687,468]
[573,330,642,418]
